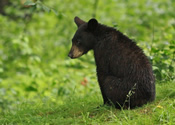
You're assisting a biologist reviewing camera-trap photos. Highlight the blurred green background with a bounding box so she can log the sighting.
[0,0,175,113]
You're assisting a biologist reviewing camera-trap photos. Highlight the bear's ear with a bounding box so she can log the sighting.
[74,16,85,27]
[87,18,98,32]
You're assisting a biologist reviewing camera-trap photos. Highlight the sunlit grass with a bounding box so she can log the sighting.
[0,82,175,124]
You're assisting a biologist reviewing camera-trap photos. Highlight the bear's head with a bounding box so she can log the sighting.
[68,17,98,59]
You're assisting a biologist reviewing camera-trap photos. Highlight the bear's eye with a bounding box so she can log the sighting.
[77,39,81,45]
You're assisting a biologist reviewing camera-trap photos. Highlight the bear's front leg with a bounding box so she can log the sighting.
[97,75,121,106]
[98,84,111,106]
[98,75,133,108]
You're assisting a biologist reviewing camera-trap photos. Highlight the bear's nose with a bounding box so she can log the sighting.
[68,52,73,58]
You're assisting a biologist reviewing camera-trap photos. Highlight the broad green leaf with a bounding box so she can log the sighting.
[42,5,51,13]
[52,9,58,16]
[25,86,37,92]
[24,0,36,6]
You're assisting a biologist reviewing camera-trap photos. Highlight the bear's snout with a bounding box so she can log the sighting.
[68,45,84,59]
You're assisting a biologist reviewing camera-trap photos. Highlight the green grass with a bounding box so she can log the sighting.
[1,82,175,125]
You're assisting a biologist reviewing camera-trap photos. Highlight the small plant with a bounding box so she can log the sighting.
[123,83,137,109]
[24,0,58,15]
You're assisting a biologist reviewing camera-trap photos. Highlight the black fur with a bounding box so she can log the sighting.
[69,17,155,109]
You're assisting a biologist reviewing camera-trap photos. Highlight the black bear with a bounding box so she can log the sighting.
[68,17,155,109]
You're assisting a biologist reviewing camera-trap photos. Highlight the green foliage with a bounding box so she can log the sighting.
[0,0,175,124]
[151,40,175,82]
[24,0,58,15]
